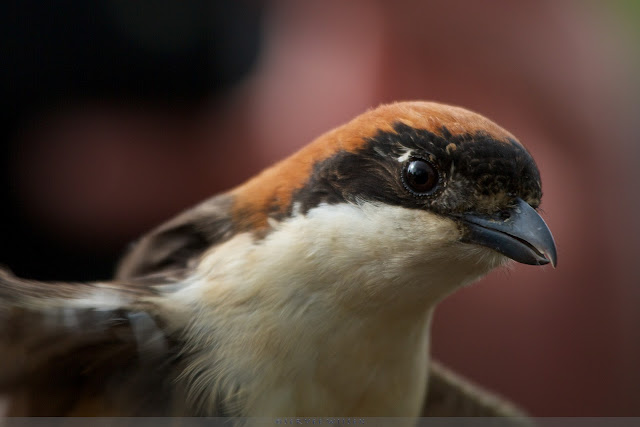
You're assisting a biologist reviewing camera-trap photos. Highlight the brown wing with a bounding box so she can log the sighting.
[116,194,235,280]
[423,360,532,423]
[0,269,184,416]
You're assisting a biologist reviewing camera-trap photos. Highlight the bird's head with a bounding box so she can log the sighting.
[120,101,556,311]
[210,101,557,309]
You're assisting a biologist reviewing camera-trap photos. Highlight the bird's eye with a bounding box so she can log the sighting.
[402,159,440,196]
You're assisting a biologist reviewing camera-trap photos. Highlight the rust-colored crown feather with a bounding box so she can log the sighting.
[230,101,519,231]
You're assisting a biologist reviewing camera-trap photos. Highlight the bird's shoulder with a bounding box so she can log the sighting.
[116,193,236,280]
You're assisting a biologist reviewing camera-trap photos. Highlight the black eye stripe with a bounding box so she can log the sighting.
[402,158,441,196]
[289,127,541,217]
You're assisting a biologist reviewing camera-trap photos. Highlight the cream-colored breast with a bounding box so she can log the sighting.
[169,202,505,417]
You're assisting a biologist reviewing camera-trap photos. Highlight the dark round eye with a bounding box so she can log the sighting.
[402,159,440,196]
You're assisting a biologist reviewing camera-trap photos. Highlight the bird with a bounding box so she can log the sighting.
[0,101,556,421]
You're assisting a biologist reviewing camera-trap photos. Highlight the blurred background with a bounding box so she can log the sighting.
[1,0,639,416]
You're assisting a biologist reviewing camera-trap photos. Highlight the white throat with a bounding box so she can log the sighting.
[168,202,505,417]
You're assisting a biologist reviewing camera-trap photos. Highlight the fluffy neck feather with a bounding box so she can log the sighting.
[166,202,504,416]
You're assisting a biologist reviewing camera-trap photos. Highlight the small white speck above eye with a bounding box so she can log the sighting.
[397,150,413,163]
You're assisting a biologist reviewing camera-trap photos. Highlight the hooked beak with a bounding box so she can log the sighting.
[457,198,557,267]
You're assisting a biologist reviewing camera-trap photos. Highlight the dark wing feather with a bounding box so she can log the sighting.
[116,194,235,280]
[0,192,241,416]
[423,360,531,422]
[0,269,185,416]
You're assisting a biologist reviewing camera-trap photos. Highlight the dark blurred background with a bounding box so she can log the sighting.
[1,0,639,416]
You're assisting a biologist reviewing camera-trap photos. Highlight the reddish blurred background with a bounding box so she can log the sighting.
[2,0,639,416]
